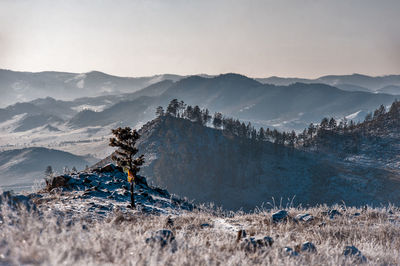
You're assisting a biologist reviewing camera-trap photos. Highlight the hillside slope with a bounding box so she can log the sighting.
[0,147,95,191]
[2,165,400,265]
[97,116,400,211]
[159,74,397,130]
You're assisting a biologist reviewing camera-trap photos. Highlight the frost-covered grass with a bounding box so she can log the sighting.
[1,202,399,265]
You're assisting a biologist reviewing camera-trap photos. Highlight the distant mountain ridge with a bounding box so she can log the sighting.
[157,74,397,130]
[0,73,397,134]
[0,69,184,107]
[257,73,400,94]
[1,69,400,108]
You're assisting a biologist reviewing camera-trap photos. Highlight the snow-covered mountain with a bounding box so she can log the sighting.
[58,74,398,131]
[0,74,397,179]
[1,73,397,134]
[157,74,397,130]
[0,69,183,107]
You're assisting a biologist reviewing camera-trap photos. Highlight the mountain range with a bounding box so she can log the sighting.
[0,73,397,135]
[1,70,399,196]
[1,69,400,109]
[256,73,400,94]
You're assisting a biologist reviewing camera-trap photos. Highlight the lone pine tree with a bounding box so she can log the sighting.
[109,127,144,208]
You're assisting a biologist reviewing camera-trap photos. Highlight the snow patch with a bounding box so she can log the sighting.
[76,79,85,89]
[72,104,107,112]
[345,110,362,120]
[239,104,256,112]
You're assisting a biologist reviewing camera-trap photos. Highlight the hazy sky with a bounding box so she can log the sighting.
[1,0,399,78]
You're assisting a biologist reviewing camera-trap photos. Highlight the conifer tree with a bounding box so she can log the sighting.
[45,165,53,177]
[109,127,145,208]
[213,112,223,129]
[155,106,164,117]
[258,127,265,141]
[328,118,337,129]
[166,99,179,117]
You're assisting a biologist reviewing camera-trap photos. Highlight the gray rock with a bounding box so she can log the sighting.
[45,175,71,190]
[241,236,273,252]
[343,246,367,262]
[301,241,317,253]
[99,163,116,173]
[283,247,299,257]
[200,223,211,228]
[324,209,342,219]
[145,229,175,248]
[272,210,288,223]
[295,213,314,222]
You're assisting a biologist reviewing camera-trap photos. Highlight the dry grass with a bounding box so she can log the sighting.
[0,202,399,265]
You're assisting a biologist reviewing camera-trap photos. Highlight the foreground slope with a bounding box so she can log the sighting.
[1,168,400,265]
[97,115,400,211]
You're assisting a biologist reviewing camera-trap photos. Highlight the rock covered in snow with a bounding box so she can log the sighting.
[323,209,342,219]
[283,247,299,257]
[343,245,367,262]
[295,213,314,222]
[29,164,194,219]
[272,210,289,223]
[300,241,317,253]
[241,236,274,252]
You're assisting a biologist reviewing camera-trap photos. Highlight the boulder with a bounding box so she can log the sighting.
[343,246,367,263]
[272,210,289,223]
[322,209,342,219]
[300,241,317,253]
[241,236,273,252]
[283,247,299,257]
[295,213,314,222]
[45,175,71,191]
[99,163,116,173]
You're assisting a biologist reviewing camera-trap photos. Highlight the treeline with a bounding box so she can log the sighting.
[157,99,400,148]
[156,99,297,146]
[310,100,399,137]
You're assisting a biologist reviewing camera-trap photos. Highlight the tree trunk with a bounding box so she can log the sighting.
[130,182,135,208]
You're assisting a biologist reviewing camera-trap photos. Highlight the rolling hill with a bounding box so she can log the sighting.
[0,147,95,191]
[96,113,400,211]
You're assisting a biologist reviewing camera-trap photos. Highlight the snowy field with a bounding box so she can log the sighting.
[1,195,399,265]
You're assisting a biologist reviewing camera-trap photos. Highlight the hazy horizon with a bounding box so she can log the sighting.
[1,0,400,79]
[1,67,400,80]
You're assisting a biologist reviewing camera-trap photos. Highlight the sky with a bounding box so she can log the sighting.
[0,0,399,78]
